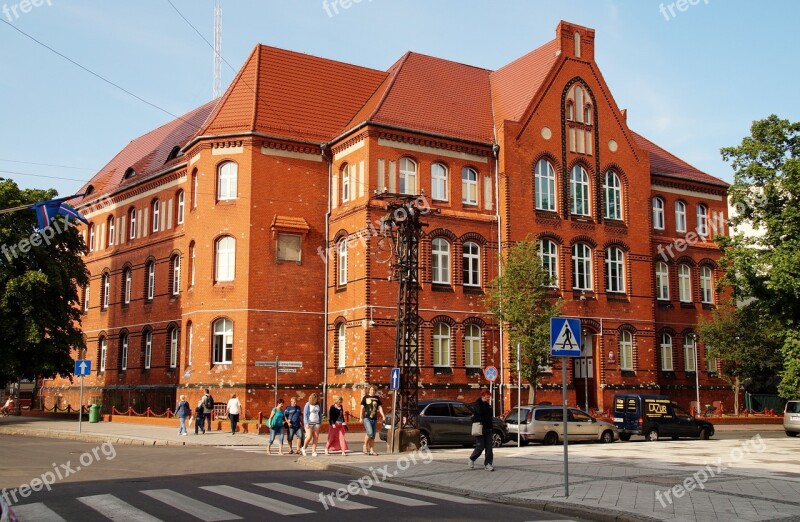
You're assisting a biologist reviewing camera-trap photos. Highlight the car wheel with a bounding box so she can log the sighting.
[419,431,430,448]
[543,431,559,445]
[491,430,504,448]
[600,430,614,444]
[699,428,710,440]
[786,431,798,437]
[619,433,631,442]
[646,428,659,442]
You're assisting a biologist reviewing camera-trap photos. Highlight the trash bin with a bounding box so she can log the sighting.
[89,403,101,423]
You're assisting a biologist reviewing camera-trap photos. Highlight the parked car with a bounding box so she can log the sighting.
[378,400,508,448]
[612,394,715,441]
[504,405,618,445]
[784,400,800,437]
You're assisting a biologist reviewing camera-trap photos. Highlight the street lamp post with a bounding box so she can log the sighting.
[693,334,701,416]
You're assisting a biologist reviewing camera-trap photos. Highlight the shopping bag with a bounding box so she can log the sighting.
[471,422,482,436]
[188,416,194,427]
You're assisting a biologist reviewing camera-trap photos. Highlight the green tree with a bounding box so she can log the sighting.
[485,240,563,404]
[0,179,88,388]
[697,302,783,413]
[719,115,800,399]
[778,332,800,400]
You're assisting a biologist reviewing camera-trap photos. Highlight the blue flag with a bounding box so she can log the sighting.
[29,195,88,230]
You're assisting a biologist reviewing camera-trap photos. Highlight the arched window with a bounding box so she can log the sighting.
[169,327,179,369]
[191,170,198,209]
[464,324,481,368]
[341,163,351,203]
[212,318,233,364]
[584,104,592,124]
[700,266,713,304]
[652,197,665,230]
[697,204,708,237]
[128,208,137,240]
[185,321,193,367]
[535,159,556,212]
[603,171,622,220]
[88,223,95,252]
[151,199,160,233]
[462,242,480,287]
[120,333,128,371]
[107,216,115,247]
[431,238,451,284]
[605,247,625,293]
[570,165,590,216]
[660,333,673,371]
[215,236,235,282]
[619,331,633,371]
[99,336,107,372]
[572,243,592,290]
[433,323,451,367]
[171,254,181,296]
[101,272,110,310]
[462,167,478,205]
[123,267,132,305]
[189,241,196,288]
[145,261,155,300]
[337,239,348,286]
[678,264,692,303]
[655,262,669,301]
[675,201,687,233]
[337,323,346,369]
[684,335,697,372]
[176,190,185,225]
[143,330,152,369]
[83,283,90,312]
[566,101,574,121]
[399,158,417,195]
[431,163,448,201]
[539,239,558,287]
[575,86,585,123]
[217,161,238,200]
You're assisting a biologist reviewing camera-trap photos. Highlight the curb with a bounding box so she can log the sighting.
[0,427,191,447]
[296,455,655,522]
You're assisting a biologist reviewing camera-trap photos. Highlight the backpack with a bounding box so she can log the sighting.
[204,394,214,410]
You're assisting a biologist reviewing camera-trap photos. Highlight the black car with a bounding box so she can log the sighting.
[379,400,509,448]
[612,394,715,441]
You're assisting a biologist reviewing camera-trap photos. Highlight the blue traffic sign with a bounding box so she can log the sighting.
[75,359,92,376]
[484,365,498,382]
[550,318,582,357]
[390,368,400,390]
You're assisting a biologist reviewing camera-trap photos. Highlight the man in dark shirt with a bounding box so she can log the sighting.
[360,385,384,455]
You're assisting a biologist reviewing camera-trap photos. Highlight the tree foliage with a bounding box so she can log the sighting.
[0,179,88,387]
[485,240,562,404]
[719,115,800,399]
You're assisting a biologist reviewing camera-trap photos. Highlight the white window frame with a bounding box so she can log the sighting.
[186,322,193,367]
[462,242,480,287]
[655,262,669,301]
[338,239,348,286]
[535,159,556,211]
[101,272,109,309]
[619,330,633,371]
[144,331,152,369]
[217,161,238,201]
[464,324,481,368]
[539,239,559,287]
[675,201,687,233]
[83,284,89,312]
[215,236,235,282]
[152,200,160,233]
[124,268,132,304]
[146,262,155,300]
[431,163,448,201]
[461,167,478,205]
[128,208,136,240]
[684,336,697,372]
[341,164,350,203]
[192,171,198,209]
[570,165,590,216]
[88,224,95,252]
[212,318,233,364]
[189,242,196,287]
[99,337,107,371]
[660,333,673,371]
[572,243,592,291]
[431,238,451,284]
[605,247,625,293]
[337,323,346,369]
[700,266,713,304]
[697,204,708,237]
[652,197,665,230]
[170,328,178,369]
[399,158,417,195]
[177,191,185,224]
[120,334,128,371]
[604,171,622,220]
[107,217,115,247]
[678,264,692,303]
[172,255,181,296]
[433,323,451,367]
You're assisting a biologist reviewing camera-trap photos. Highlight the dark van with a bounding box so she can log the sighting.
[612,394,714,441]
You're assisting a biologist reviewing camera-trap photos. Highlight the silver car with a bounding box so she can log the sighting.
[785,400,800,437]
[505,405,618,445]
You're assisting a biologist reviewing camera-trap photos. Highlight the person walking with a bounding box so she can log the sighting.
[284,397,304,454]
[325,396,349,456]
[225,393,242,435]
[176,395,191,436]
[468,389,494,471]
[360,385,384,455]
[266,399,287,455]
[202,388,215,432]
[194,395,206,435]
[301,393,321,456]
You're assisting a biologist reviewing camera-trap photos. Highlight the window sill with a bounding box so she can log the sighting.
[661,371,676,379]
[570,215,594,223]
[606,293,629,303]
[431,284,454,293]
[466,367,482,377]
[680,302,696,309]
[213,282,234,289]
[621,370,636,377]
[572,290,595,301]
[701,303,716,310]
[604,219,626,227]
[335,286,347,294]
[535,209,560,219]
[335,368,345,375]
[216,199,237,205]
[462,286,484,295]
[433,366,453,375]
[657,301,674,309]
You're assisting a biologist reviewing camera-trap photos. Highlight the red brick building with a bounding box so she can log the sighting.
[44,21,733,418]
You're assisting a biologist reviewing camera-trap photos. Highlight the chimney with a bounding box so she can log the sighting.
[556,21,595,62]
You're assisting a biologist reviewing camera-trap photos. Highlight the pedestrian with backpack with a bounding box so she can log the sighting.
[176,395,191,436]
[266,399,286,455]
[202,389,215,432]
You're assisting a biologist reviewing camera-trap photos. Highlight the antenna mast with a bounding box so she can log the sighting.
[213,0,222,98]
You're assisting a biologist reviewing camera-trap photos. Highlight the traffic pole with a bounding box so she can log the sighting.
[78,374,83,433]
[562,356,569,497]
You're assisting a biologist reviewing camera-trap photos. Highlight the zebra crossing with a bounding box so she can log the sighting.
[11,478,486,521]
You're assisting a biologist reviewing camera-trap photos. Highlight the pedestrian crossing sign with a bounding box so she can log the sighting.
[550,317,582,357]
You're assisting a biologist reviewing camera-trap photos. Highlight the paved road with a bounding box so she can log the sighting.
[0,437,583,521]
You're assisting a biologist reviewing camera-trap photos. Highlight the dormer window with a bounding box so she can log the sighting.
[123,167,136,179]
[84,185,95,196]
[166,146,181,163]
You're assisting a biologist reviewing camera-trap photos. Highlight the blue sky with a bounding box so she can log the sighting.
[1,0,797,197]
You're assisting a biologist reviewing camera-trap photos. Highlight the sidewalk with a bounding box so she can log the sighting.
[1,416,797,522]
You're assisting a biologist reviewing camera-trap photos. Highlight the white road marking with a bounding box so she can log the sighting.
[141,489,242,521]
[11,503,66,522]
[201,485,314,516]
[307,480,434,506]
[256,482,374,510]
[77,494,163,522]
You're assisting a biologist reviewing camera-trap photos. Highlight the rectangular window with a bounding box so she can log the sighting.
[684,341,697,372]
[338,240,348,286]
[170,330,178,369]
[144,333,152,370]
[277,234,302,262]
[172,257,181,296]
[462,168,478,205]
[660,335,673,371]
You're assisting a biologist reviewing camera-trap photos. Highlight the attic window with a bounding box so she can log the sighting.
[123,167,136,179]
[166,146,181,163]
[574,32,581,58]
[84,185,95,196]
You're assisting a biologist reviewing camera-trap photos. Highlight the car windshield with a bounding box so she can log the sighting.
[787,401,800,414]
[505,408,530,423]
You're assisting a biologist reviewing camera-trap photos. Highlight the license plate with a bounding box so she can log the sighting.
[613,417,623,423]
[792,415,800,421]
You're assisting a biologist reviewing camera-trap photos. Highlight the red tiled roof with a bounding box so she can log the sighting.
[632,131,728,187]
[77,101,218,205]
[490,39,560,132]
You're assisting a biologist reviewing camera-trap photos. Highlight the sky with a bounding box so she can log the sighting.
[1,0,798,197]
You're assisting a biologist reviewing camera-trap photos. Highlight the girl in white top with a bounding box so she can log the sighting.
[225,393,242,435]
[301,393,321,456]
